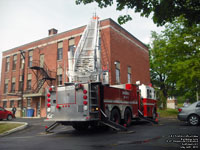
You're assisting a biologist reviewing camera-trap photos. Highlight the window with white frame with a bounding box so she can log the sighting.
[10,100,14,108]
[11,77,16,92]
[27,99,31,107]
[57,67,62,85]
[4,79,9,93]
[115,61,120,84]
[28,50,33,67]
[3,101,7,108]
[18,100,22,108]
[12,54,17,70]
[127,66,132,83]
[27,74,32,90]
[5,57,10,72]
[68,38,75,57]
[57,41,63,60]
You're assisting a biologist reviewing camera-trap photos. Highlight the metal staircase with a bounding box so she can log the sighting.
[31,61,56,93]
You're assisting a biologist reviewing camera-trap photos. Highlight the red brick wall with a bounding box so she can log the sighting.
[108,19,150,85]
[0,18,150,117]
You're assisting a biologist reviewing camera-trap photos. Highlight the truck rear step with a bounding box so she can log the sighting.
[138,109,158,124]
[100,109,127,131]
[45,122,60,133]
[100,120,127,131]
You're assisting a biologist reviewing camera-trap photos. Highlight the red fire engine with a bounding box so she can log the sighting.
[45,16,158,132]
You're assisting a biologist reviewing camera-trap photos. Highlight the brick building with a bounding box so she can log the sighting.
[0,18,150,117]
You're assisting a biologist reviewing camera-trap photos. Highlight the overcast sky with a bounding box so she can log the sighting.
[0,0,164,79]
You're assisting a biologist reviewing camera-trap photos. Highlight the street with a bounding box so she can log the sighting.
[0,117,199,150]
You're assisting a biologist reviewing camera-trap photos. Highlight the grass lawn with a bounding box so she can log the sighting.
[0,123,23,134]
[158,108,179,118]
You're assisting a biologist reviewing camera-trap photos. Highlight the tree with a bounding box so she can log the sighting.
[150,32,174,109]
[150,17,200,108]
[75,0,200,26]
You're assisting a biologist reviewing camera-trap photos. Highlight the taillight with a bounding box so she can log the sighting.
[83,101,88,105]
[56,104,60,109]
[47,103,51,107]
[79,84,83,89]
[178,108,182,112]
[47,93,51,97]
[47,98,51,102]
[49,87,52,92]
[83,95,87,99]
[83,90,87,94]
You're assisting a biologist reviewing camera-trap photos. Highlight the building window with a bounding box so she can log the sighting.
[68,38,75,56]
[12,54,17,70]
[127,66,132,84]
[18,100,22,108]
[28,50,33,67]
[11,77,16,92]
[27,74,32,90]
[57,67,62,85]
[3,101,7,108]
[115,61,120,84]
[5,57,10,72]
[27,99,31,107]
[4,79,9,93]
[19,75,23,91]
[10,100,14,108]
[57,41,63,60]
[57,74,62,85]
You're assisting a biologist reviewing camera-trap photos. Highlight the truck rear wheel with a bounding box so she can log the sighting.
[124,108,132,126]
[111,108,121,124]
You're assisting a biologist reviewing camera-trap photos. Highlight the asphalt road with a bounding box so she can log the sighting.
[0,117,199,150]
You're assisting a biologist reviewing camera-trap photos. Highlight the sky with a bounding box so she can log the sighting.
[0,0,164,79]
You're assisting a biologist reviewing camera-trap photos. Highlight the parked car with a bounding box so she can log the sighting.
[0,106,14,121]
[178,101,200,126]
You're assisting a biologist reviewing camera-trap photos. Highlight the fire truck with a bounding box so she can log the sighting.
[45,16,158,132]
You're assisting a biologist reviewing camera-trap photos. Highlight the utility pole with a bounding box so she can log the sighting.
[19,50,25,116]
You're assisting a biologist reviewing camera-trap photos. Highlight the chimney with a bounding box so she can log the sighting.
[48,28,58,36]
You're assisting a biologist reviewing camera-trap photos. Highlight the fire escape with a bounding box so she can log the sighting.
[30,61,56,93]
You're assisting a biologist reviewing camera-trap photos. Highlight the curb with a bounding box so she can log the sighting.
[0,122,29,137]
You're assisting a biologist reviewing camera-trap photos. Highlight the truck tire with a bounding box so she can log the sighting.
[111,108,121,124]
[124,108,132,126]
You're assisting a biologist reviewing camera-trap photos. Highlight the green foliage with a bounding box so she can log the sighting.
[150,17,200,104]
[0,123,22,134]
[75,0,200,26]
[158,108,178,118]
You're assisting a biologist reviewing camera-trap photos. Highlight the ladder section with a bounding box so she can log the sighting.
[89,83,99,118]
[69,16,100,82]
[74,19,97,73]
